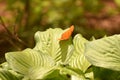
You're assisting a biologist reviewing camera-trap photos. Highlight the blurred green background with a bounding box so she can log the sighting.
[0,0,120,63]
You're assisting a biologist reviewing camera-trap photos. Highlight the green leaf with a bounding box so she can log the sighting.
[85,67,94,80]
[5,48,55,79]
[93,66,120,80]
[23,67,56,80]
[59,65,93,80]
[85,35,120,71]
[71,75,86,80]
[33,28,73,63]
[0,69,22,80]
[60,65,85,79]
[61,34,92,80]
[0,62,10,70]
[69,34,91,72]
[43,69,69,80]
[33,28,62,63]
[59,39,74,63]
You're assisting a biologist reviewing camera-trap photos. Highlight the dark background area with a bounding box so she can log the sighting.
[0,0,120,63]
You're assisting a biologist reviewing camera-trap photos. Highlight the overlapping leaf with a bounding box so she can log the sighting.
[0,69,22,80]
[69,34,91,72]
[85,34,120,71]
[5,48,55,79]
[33,28,73,63]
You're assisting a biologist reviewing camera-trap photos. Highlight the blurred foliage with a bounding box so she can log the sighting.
[0,0,120,63]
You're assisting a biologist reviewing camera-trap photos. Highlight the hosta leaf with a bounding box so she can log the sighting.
[33,28,73,63]
[71,75,86,80]
[5,48,55,79]
[85,67,94,80]
[69,34,91,72]
[0,69,22,80]
[43,69,69,80]
[23,67,56,80]
[34,28,62,62]
[60,65,84,78]
[59,39,74,63]
[59,65,92,80]
[85,35,120,71]
[0,62,10,70]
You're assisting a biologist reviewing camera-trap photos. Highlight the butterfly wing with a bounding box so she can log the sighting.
[59,25,74,40]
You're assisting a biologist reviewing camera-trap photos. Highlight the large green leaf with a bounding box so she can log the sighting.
[5,48,55,79]
[61,34,92,80]
[59,39,74,63]
[33,28,73,63]
[59,65,93,80]
[0,69,22,80]
[69,34,91,72]
[85,35,120,71]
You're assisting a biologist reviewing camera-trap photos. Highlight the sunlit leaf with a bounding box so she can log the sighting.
[61,34,92,80]
[0,69,22,80]
[0,62,10,70]
[43,69,69,80]
[71,75,86,80]
[5,48,55,79]
[34,28,62,63]
[33,28,73,63]
[85,35,120,71]
[59,39,74,63]
[69,34,91,72]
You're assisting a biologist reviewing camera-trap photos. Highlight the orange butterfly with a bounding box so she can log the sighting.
[59,25,74,40]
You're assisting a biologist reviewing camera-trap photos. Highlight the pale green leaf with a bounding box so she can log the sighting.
[34,28,62,63]
[23,67,56,80]
[59,39,74,63]
[90,36,96,41]
[59,65,85,79]
[0,62,10,70]
[85,67,94,80]
[59,65,92,80]
[0,69,22,80]
[71,75,86,80]
[43,69,69,80]
[33,28,73,63]
[85,35,120,71]
[69,34,91,72]
[5,48,55,79]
